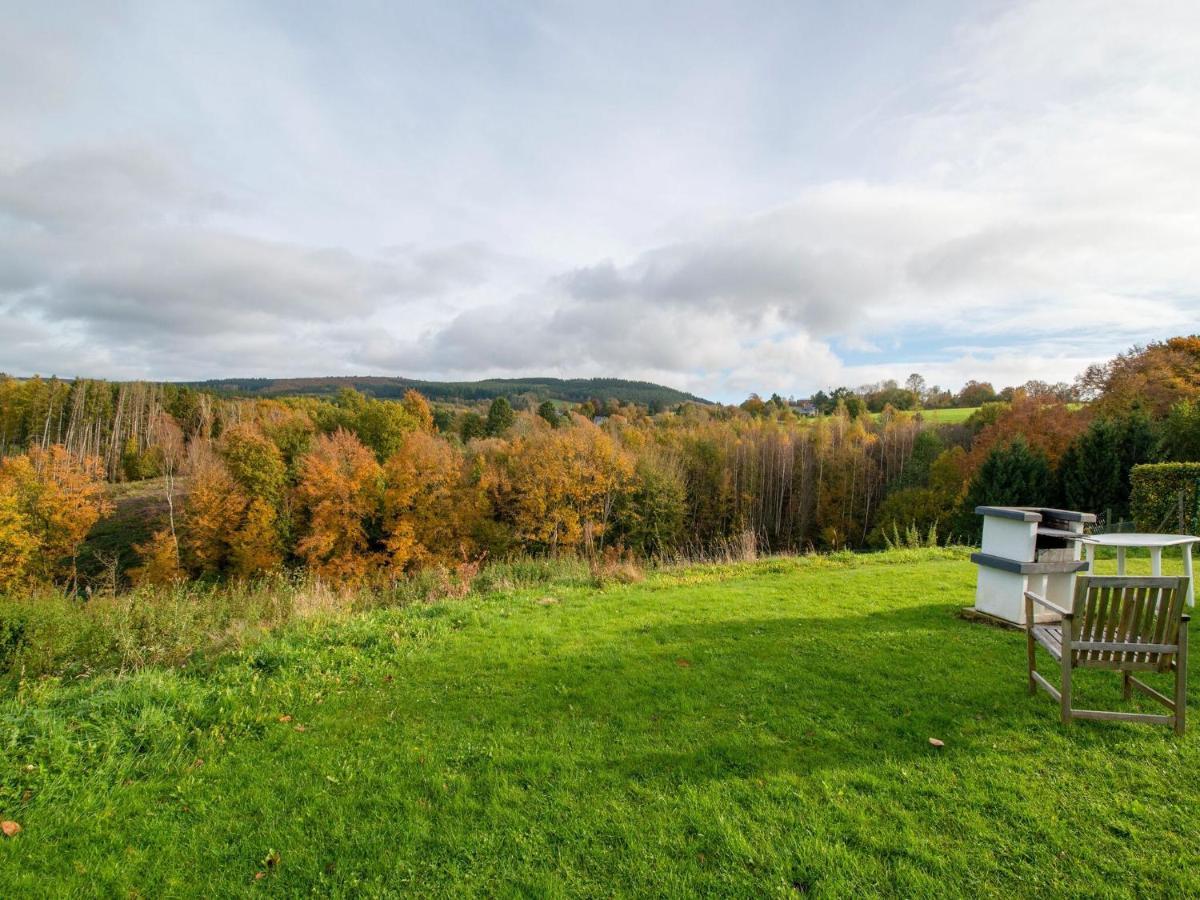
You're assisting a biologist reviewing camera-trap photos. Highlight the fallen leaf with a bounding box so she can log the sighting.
[929,738,945,748]
[254,871,265,881]
[294,725,307,733]
[278,715,292,723]
[190,758,204,769]
[675,658,692,668]
[1,821,21,837]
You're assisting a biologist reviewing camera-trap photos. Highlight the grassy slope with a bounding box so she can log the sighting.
[3,549,1198,897]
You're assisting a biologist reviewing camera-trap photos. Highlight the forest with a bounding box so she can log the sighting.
[185,375,711,407]
[1,335,1199,597]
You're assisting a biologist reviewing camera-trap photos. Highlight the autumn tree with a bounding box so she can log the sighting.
[128,528,184,587]
[382,432,479,572]
[181,455,247,575]
[294,429,383,581]
[0,445,111,587]
[401,390,435,432]
[482,424,633,552]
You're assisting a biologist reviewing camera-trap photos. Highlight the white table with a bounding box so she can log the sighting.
[1082,533,1199,605]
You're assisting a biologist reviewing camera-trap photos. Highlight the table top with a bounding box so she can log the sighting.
[1083,533,1200,548]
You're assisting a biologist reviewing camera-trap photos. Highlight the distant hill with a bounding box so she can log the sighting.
[182,376,712,407]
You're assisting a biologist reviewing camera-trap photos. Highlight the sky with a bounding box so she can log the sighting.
[1,0,1198,403]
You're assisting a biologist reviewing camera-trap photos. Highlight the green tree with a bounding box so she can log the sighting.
[460,411,486,442]
[353,398,419,460]
[1059,414,1157,522]
[958,436,1053,540]
[537,401,560,428]
[1160,400,1200,462]
[486,397,515,436]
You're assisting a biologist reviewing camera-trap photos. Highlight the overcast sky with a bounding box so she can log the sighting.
[2,1,1198,402]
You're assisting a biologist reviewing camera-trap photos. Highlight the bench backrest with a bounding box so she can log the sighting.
[1070,576,1189,671]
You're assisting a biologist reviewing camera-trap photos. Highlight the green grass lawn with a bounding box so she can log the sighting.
[3,548,1198,897]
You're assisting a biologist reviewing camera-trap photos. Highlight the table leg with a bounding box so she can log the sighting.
[1116,546,1126,575]
[1151,547,1162,577]
[1185,546,1195,607]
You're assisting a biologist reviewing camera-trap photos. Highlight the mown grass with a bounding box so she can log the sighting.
[2,548,1198,897]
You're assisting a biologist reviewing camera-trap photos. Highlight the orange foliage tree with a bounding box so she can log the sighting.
[181,454,247,575]
[382,432,480,573]
[294,429,384,581]
[0,445,110,587]
[967,396,1090,472]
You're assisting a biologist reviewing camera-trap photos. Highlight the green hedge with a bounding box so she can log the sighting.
[1130,463,1200,532]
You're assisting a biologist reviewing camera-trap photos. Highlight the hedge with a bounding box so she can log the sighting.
[1130,462,1200,532]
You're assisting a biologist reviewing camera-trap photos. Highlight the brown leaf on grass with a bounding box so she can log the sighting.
[929,737,945,748]
[294,725,307,733]
[1,820,21,837]
[189,758,204,769]
[675,658,691,668]
[278,715,292,723]
[254,871,265,881]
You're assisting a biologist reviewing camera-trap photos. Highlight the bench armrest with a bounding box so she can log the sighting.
[1024,590,1072,619]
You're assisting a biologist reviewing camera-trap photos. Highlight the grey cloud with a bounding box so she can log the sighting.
[0,146,499,367]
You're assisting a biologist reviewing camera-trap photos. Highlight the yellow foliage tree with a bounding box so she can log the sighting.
[128,528,184,587]
[294,429,383,581]
[0,485,37,592]
[230,497,283,578]
[401,390,435,433]
[482,425,633,552]
[382,432,479,572]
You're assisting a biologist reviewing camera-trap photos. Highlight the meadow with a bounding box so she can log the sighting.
[2,548,1197,897]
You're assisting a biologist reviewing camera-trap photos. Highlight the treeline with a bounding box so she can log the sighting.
[184,375,710,407]
[806,375,1078,416]
[3,335,1200,594]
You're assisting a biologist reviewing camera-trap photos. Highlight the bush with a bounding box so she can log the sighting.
[1130,462,1200,532]
[867,488,949,548]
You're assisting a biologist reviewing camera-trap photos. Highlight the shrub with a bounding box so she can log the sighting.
[867,488,949,548]
[1130,462,1200,532]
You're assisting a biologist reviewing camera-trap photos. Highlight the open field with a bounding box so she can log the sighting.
[914,406,981,424]
[2,548,1198,896]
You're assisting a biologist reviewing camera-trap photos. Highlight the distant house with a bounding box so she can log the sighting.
[791,400,818,417]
